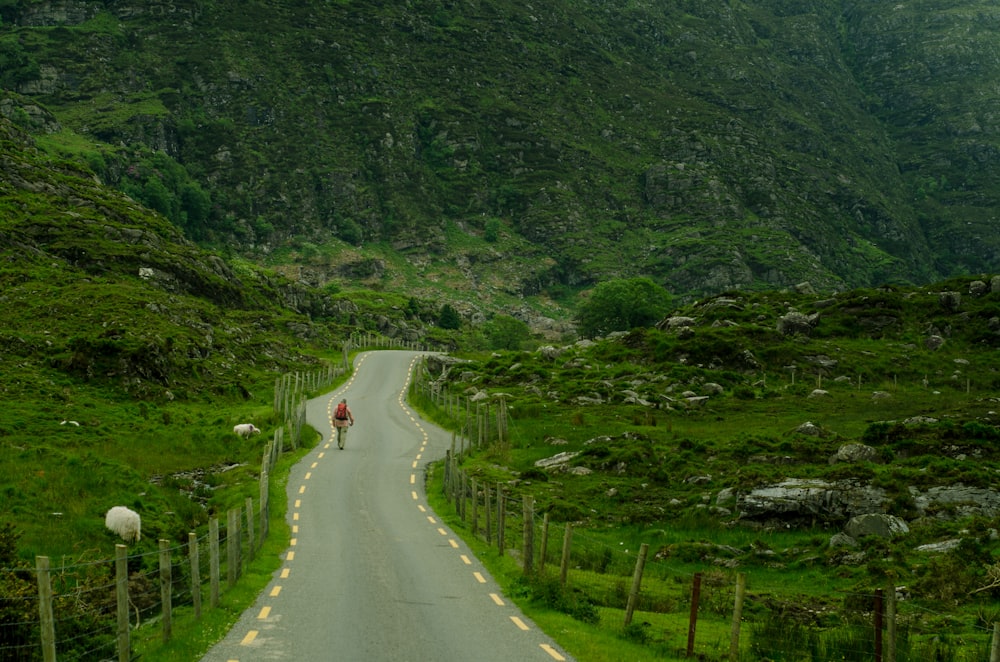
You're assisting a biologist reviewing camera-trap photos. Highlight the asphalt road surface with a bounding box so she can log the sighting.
[200,350,574,662]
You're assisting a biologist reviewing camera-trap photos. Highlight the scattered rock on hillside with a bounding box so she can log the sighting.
[915,539,962,553]
[829,443,880,464]
[777,311,819,336]
[534,451,581,471]
[845,514,909,539]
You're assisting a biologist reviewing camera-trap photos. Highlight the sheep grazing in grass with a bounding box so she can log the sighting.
[233,423,261,438]
[105,506,141,543]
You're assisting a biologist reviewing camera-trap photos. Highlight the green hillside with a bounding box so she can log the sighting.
[2,1,1000,306]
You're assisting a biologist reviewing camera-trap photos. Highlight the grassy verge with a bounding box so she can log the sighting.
[130,432,312,661]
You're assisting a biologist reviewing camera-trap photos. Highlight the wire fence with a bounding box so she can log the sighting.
[1,338,439,661]
[413,358,1000,662]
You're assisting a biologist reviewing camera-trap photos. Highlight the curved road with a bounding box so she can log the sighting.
[201,350,574,661]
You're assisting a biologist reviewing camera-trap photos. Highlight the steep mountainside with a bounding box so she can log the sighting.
[2,0,998,302]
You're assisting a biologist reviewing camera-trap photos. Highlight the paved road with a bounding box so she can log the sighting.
[201,350,574,662]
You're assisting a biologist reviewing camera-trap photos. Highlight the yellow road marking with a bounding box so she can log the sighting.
[290,538,297,546]
[295,500,301,508]
[412,461,418,469]
[293,512,299,521]
[411,491,418,500]
[448,539,459,548]
[427,516,436,523]
[292,525,298,533]
[511,616,530,631]
[461,555,472,565]
[258,606,271,619]
[270,586,282,597]
[240,630,257,645]
[298,485,306,494]
[473,572,486,583]
[417,505,427,513]
[540,644,567,660]
[281,568,290,578]
[416,453,422,460]
[490,593,504,606]
[305,472,312,480]
[286,551,295,561]
[310,462,318,468]
[437,528,448,536]
[318,452,325,458]
[410,474,416,484]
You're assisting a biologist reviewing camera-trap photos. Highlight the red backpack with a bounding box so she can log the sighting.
[334,402,349,420]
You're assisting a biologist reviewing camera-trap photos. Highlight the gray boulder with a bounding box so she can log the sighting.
[777,311,819,336]
[830,443,881,464]
[845,514,909,539]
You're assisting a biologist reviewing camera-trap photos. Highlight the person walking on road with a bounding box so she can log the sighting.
[332,398,354,449]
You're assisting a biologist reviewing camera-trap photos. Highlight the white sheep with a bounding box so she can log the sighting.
[233,423,261,438]
[105,506,141,543]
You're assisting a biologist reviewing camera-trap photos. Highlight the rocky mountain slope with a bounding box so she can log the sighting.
[2,0,999,305]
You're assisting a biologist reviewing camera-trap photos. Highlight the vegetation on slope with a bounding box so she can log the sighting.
[2,1,999,304]
[418,279,1000,658]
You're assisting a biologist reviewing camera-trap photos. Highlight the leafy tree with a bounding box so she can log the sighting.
[484,217,501,243]
[437,303,461,329]
[575,277,671,338]
[484,314,529,350]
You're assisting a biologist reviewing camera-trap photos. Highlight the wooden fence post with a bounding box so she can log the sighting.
[209,517,220,608]
[459,470,467,522]
[523,495,535,577]
[497,485,506,556]
[35,556,56,662]
[159,539,172,642]
[470,477,479,536]
[874,589,883,662]
[484,484,493,544]
[886,584,896,662]
[245,497,255,559]
[624,543,649,628]
[539,513,550,573]
[115,545,129,662]
[991,622,1000,662]
[227,508,240,587]
[260,470,269,540]
[560,524,573,586]
[687,572,702,658]
[189,533,202,619]
[729,572,746,662]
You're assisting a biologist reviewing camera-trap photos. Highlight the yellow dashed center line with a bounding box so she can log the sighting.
[461,555,472,565]
[258,606,271,619]
[473,572,486,584]
[410,474,416,484]
[270,586,282,597]
[437,528,448,536]
[411,491,418,500]
[490,593,505,606]
[290,538,297,546]
[240,630,257,645]
[305,472,312,480]
[448,539,459,549]
[417,505,427,513]
[280,568,290,579]
[286,551,295,561]
[298,485,306,494]
[541,644,567,660]
[511,616,530,631]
